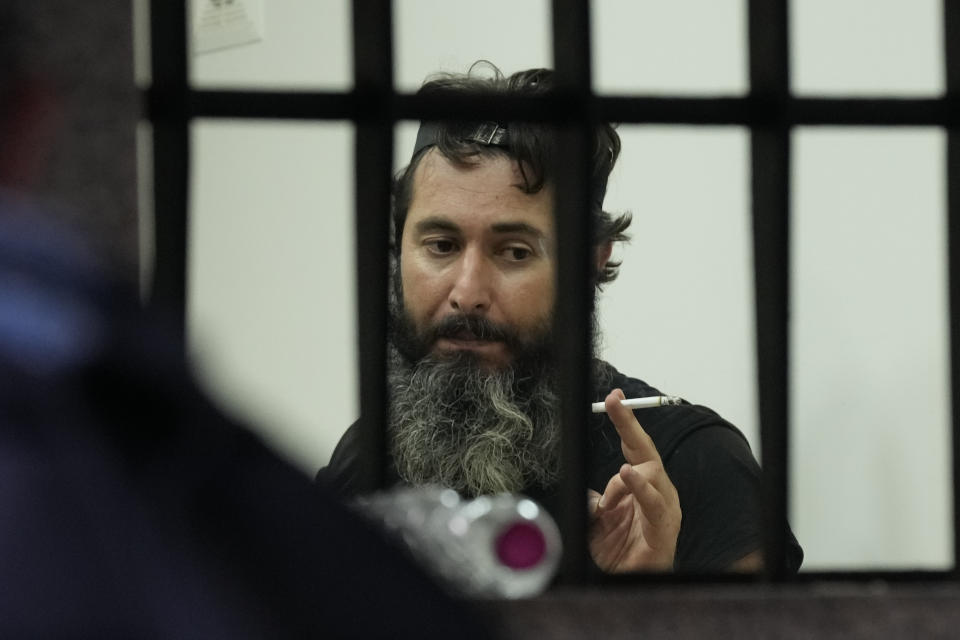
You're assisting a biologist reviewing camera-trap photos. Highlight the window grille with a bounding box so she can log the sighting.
[145,0,960,584]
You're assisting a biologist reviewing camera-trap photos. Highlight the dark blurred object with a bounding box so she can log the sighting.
[0,202,492,637]
[0,3,494,636]
[0,0,139,280]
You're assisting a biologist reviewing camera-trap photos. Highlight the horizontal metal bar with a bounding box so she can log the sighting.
[606,96,957,127]
[583,569,958,587]
[144,88,960,126]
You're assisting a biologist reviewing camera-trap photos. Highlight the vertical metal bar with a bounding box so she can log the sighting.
[352,0,393,492]
[943,0,960,574]
[147,0,190,342]
[552,0,594,584]
[748,0,791,581]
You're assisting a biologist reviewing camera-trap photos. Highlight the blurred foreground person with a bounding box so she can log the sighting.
[0,4,490,637]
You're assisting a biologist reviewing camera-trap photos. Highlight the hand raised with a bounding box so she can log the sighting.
[587,389,682,572]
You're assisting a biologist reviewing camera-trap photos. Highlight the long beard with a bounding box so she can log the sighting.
[387,312,562,497]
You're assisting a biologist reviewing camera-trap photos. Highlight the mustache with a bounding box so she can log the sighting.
[429,314,511,343]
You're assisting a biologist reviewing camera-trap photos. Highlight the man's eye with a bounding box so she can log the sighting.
[503,246,532,262]
[426,239,457,254]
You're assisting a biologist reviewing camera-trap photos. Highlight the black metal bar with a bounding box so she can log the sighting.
[351,0,393,492]
[147,0,190,343]
[591,568,959,587]
[551,0,594,585]
[748,0,791,581]
[749,129,790,581]
[787,97,958,126]
[944,0,960,574]
[145,89,960,126]
[945,0,960,94]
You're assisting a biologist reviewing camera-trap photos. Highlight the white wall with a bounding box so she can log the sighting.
[789,0,948,570]
[175,0,951,570]
[185,1,354,474]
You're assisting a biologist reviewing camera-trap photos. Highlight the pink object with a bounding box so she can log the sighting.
[494,522,546,570]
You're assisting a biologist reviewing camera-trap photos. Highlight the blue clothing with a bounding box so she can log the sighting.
[0,201,490,638]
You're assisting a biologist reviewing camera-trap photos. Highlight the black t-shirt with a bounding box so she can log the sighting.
[320,362,803,573]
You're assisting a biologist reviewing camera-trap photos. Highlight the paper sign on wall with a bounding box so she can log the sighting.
[192,0,264,55]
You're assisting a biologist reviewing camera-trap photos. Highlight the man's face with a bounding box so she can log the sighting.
[398,149,556,369]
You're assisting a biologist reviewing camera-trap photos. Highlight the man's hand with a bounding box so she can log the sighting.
[587,389,682,572]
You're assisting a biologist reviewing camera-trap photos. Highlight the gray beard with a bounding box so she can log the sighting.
[387,347,561,497]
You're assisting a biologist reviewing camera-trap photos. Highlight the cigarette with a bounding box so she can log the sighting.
[591,395,682,413]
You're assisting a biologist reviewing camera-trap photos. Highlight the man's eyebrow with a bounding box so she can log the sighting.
[413,217,461,235]
[490,222,547,237]
[412,218,546,238]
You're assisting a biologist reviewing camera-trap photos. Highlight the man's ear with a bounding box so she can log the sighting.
[594,241,613,278]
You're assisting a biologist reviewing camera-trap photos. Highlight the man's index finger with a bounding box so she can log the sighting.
[604,389,661,465]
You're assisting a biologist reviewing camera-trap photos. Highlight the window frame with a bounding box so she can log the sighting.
[144,0,960,584]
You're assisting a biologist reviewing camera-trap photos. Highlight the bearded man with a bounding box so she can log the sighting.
[320,66,803,574]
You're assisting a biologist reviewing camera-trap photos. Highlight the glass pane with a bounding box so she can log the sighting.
[791,128,951,570]
[189,120,357,473]
[791,0,943,96]
[598,127,757,453]
[394,0,551,92]
[592,0,747,95]
[188,0,351,89]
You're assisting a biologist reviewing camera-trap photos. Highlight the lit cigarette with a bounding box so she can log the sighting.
[591,395,682,413]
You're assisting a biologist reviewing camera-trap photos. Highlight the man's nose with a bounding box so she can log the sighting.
[448,250,491,313]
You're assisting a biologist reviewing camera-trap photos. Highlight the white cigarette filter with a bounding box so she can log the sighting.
[591,395,683,413]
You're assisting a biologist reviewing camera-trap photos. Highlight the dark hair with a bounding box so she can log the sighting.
[392,63,632,287]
